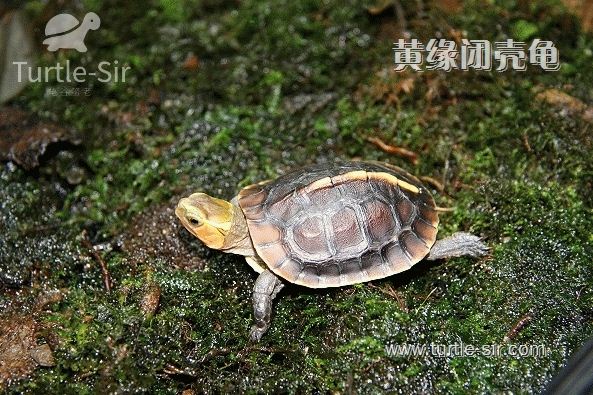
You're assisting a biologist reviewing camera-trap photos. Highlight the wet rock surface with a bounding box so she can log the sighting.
[121,201,206,271]
[0,315,38,387]
[0,289,62,389]
[0,107,79,170]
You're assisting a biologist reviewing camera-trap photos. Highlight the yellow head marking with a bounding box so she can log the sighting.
[175,193,235,249]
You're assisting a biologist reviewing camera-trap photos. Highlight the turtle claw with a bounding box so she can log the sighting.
[467,239,490,258]
[249,325,267,342]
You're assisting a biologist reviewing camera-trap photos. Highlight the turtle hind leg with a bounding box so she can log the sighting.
[426,232,489,261]
[249,270,284,342]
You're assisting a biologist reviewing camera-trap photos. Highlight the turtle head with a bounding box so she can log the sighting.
[175,193,236,250]
[83,12,101,30]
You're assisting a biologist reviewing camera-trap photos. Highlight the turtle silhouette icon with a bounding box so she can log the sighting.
[43,12,101,52]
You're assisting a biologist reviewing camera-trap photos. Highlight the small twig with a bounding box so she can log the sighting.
[522,133,532,152]
[366,136,419,165]
[174,345,294,369]
[503,314,533,343]
[393,0,408,33]
[416,287,438,312]
[198,347,231,363]
[237,346,294,359]
[164,346,294,377]
[81,230,112,292]
[420,176,445,192]
[76,370,96,380]
[162,364,198,377]
[161,348,233,377]
[369,283,408,312]
[441,158,450,191]
[20,223,65,236]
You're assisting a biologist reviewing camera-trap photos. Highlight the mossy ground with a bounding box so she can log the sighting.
[1,0,592,393]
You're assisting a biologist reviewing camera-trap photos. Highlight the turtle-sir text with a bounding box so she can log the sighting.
[12,60,130,83]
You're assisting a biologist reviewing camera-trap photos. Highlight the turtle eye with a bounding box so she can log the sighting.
[188,217,201,226]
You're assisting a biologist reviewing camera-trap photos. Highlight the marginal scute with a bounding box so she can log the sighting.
[238,185,267,206]
[341,271,365,286]
[238,185,268,220]
[360,250,381,271]
[258,243,291,269]
[318,264,342,287]
[412,218,438,246]
[249,222,282,246]
[418,203,439,227]
[383,243,413,273]
[340,257,366,284]
[295,265,321,287]
[241,204,264,220]
[275,258,302,282]
[399,230,429,259]
[363,251,391,279]
[340,257,362,275]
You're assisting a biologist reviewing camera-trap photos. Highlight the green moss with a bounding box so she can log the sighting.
[3,0,593,392]
[512,19,540,40]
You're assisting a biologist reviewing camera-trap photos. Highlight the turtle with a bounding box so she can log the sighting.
[175,161,488,341]
[42,12,101,52]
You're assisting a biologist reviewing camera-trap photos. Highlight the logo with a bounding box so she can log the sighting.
[11,11,129,94]
[42,12,101,52]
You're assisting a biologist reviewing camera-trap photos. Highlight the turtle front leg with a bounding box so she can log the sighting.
[426,232,489,261]
[250,270,284,342]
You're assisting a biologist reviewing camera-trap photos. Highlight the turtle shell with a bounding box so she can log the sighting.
[45,14,80,36]
[238,161,439,288]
